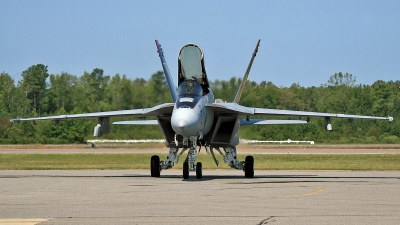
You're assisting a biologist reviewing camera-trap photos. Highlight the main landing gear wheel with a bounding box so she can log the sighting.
[183,160,189,179]
[244,155,254,178]
[150,155,160,177]
[196,162,202,179]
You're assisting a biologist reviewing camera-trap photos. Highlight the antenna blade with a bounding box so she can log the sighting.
[233,39,260,103]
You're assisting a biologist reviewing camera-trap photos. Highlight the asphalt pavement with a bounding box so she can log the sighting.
[0,170,399,225]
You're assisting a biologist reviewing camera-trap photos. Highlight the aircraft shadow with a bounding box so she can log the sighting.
[1,174,398,184]
[124,174,400,183]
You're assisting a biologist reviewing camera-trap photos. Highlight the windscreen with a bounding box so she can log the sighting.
[177,80,203,108]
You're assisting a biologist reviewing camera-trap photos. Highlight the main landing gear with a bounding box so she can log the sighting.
[210,147,254,178]
[244,155,254,178]
[150,155,160,177]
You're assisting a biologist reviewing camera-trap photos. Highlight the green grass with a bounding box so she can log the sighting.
[0,154,399,170]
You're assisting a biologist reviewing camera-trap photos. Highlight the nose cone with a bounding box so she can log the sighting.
[175,119,189,132]
[171,109,199,137]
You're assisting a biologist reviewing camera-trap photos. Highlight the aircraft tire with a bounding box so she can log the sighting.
[244,155,254,178]
[183,160,189,179]
[150,155,160,177]
[196,162,202,179]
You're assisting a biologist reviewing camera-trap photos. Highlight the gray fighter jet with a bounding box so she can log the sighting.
[11,40,393,179]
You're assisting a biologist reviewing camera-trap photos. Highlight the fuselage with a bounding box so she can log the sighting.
[171,80,214,138]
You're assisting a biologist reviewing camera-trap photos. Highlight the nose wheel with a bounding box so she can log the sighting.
[182,161,203,179]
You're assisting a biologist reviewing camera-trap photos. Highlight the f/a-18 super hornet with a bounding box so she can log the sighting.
[11,40,393,179]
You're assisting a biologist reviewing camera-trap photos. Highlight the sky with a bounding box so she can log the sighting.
[1,0,399,87]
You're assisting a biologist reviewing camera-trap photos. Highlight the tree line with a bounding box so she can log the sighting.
[0,64,399,144]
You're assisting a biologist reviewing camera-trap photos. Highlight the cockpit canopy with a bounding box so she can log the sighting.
[178,43,209,93]
[177,79,203,108]
[179,45,203,80]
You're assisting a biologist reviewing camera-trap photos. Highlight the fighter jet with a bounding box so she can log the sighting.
[11,40,393,179]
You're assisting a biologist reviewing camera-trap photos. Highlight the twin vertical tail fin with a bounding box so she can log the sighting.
[155,40,178,103]
[233,39,261,104]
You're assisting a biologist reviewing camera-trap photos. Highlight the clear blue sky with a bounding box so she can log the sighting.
[1,0,399,87]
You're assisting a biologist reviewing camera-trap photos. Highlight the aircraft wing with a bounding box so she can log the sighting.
[207,102,393,130]
[207,102,393,120]
[252,107,393,121]
[10,103,175,123]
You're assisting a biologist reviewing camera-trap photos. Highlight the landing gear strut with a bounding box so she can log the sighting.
[182,147,202,179]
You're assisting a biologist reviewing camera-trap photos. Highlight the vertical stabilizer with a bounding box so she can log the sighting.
[233,39,260,103]
[155,40,178,102]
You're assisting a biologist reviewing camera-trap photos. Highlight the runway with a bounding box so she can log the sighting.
[1,170,399,224]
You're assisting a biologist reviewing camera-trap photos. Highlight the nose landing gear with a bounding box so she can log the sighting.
[182,146,202,179]
[182,161,202,179]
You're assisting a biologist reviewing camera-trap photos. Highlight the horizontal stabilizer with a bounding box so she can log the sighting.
[112,120,158,125]
[240,119,309,125]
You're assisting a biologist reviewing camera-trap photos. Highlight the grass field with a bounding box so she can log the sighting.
[1,154,399,170]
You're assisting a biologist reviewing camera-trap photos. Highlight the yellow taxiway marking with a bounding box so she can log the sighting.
[211,186,325,203]
[0,218,50,225]
[277,188,325,198]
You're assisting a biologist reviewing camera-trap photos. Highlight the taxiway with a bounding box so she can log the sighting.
[0,170,399,224]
